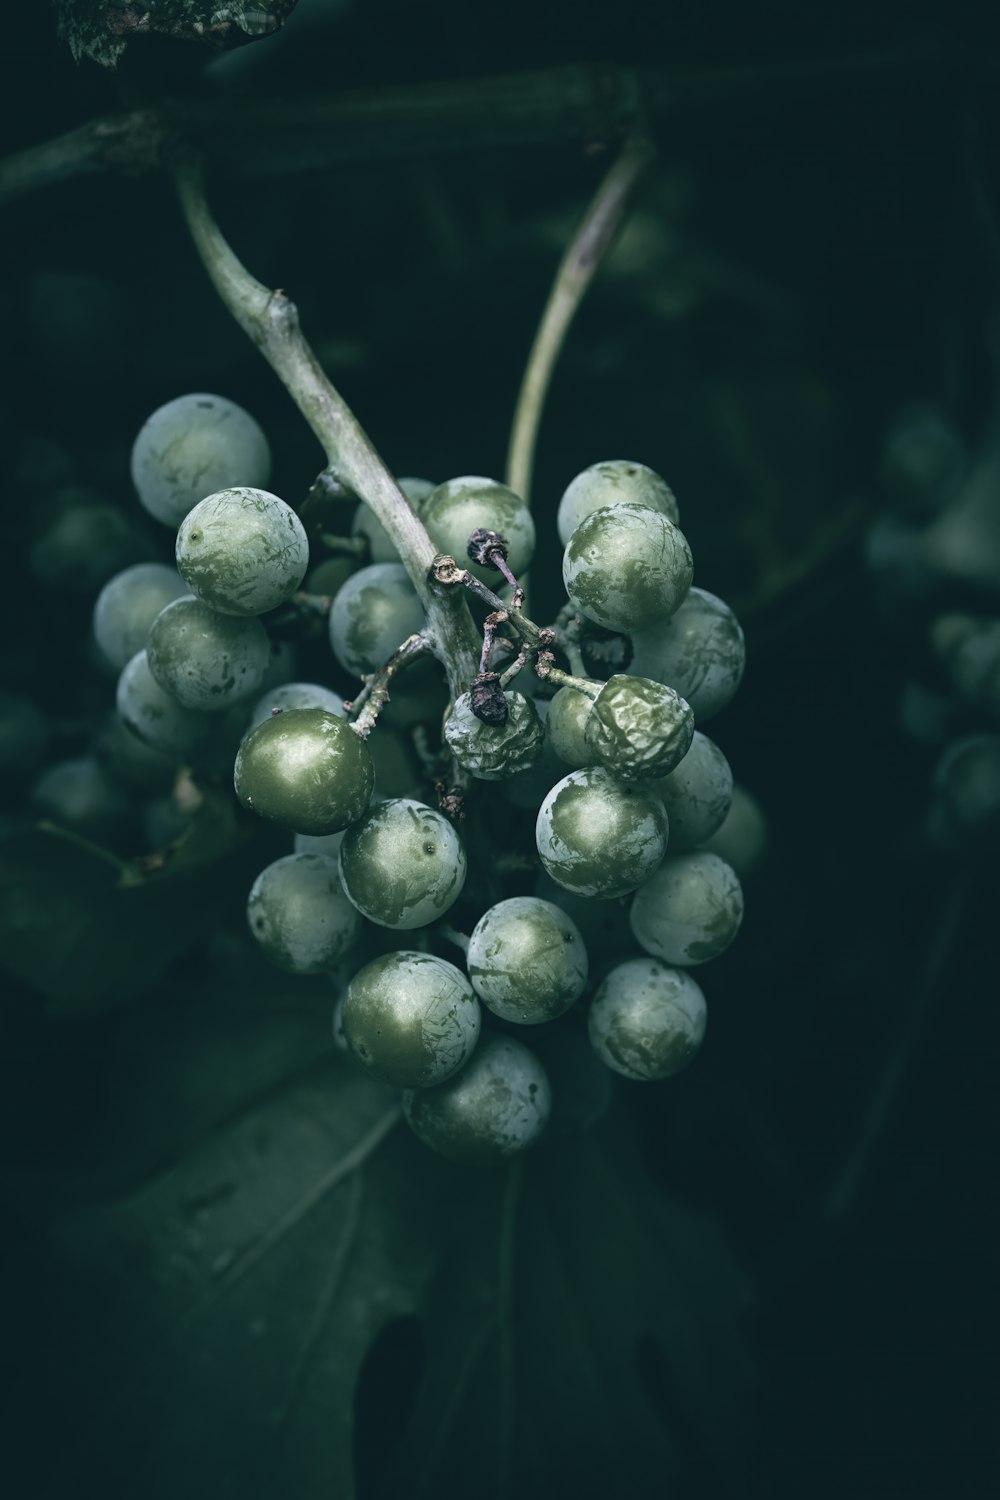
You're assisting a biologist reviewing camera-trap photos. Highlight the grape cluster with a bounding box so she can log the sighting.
[30,395,761,1167]
[865,402,1000,853]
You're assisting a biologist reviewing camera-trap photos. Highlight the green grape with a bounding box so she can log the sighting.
[402,1035,551,1163]
[342,950,480,1088]
[443,690,543,780]
[338,797,467,928]
[647,730,733,850]
[630,850,743,965]
[420,476,535,584]
[557,459,679,548]
[562,502,693,633]
[93,563,188,675]
[587,957,707,1081]
[247,852,363,974]
[116,649,214,757]
[700,783,766,877]
[0,692,50,779]
[176,487,309,616]
[629,586,745,723]
[584,674,694,782]
[467,896,588,1024]
[546,684,602,769]
[351,481,433,564]
[130,393,271,527]
[535,766,668,898]
[147,596,270,711]
[31,755,133,844]
[247,681,345,733]
[30,496,152,594]
[328,562,425,678]
[233,706,374,835]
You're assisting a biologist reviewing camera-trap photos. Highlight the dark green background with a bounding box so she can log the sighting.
[1,2,997,1497]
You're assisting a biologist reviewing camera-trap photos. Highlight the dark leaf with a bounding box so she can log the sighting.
[0,808,261,1013]
[33,976,753,1500]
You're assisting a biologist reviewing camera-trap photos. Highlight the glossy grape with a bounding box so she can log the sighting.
[176,487,309,616]
[402,1035,551,1163]
[233,706,374,835]
[343,950,480,1088]
[588,958,707,1081]
[338,797,467,928]
[536,767,668,898]
[130,393,271,527]
[467,896,588,1024]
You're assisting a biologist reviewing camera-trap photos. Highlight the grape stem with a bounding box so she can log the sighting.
[505,135,656,504]
[345,632,433,737]
[172,158,481,699]
[436,923,470,956]
[544,667,602,698]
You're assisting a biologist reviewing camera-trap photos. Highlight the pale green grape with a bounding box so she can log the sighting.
[176,487,309,616]
[147,596,270,711]
[535,767,668,898]
[588,958,707,1080]
[338,797,467,929]
[557,459,679,547]
[630,850,743,965]
[328,562,425,678]
[131,393,271,527]
[629,586,745,722]
[92,563,188,675]
[247,852,363,974]
[402,1035,551,1163]
[647,730,733,850]
[467,896,588,1024]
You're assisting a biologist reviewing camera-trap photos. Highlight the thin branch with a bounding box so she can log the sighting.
[506,136,656,503]
[172,159,480,696]
[346,632,435,736]
[0,46,945,209]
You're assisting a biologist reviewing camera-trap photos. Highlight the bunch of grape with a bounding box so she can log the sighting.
[865,401,1000,853]
[67,391,754,1167]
